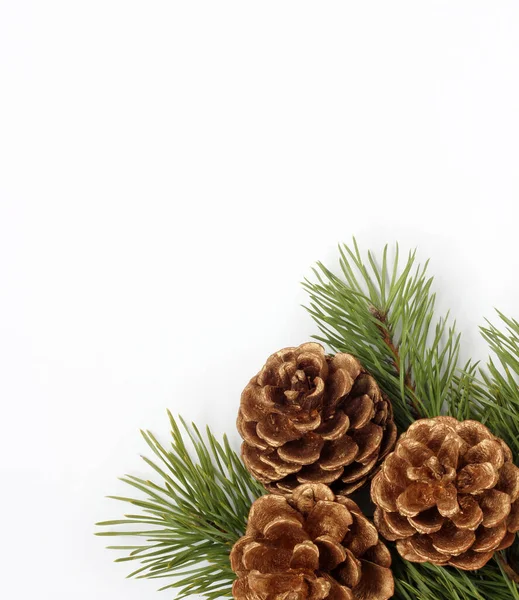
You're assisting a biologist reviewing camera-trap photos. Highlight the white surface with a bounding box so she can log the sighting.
[1,2,519,599]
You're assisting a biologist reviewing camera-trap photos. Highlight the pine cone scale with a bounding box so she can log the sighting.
[293,413,323,433]
[450,495,483,530]
[278,434,325,465]
[431,523,475,555]
[436,485,459,518]
[448,549,493,570]
[340,455,378,485]
[374,508,413,541]
[256,414,302,447]
[472,521,507,552]
[335,550,361,588]
[352,423,383,462]
[408,508,444,534]
[496,462,519,499]
[350,560,394,600]
[320,437,359,471]
[297,464,345,485]
[290,541,319,570]
[343,395,374,429]
[237,414,269,450]
[261,452,304,475]
[456,462,498,494]
[480,489,511,527]
[315,411,350,440]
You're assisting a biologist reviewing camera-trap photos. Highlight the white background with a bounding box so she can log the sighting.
[1,2,519,599]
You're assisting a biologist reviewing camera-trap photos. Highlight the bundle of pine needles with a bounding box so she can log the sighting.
[97,415,264,599]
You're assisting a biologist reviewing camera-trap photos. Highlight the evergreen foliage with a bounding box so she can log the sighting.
[96,413,264,599]
[98,240,519,600]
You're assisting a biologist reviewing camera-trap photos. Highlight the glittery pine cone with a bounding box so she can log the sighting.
[238,343,397,495]
[231,483,394,600]
[372,416,519,570]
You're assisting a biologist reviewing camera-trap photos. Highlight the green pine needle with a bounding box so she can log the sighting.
[474,312,519,455]
[96,412,265,600]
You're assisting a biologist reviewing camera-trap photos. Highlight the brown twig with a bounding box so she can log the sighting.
[497,554,519,584]
[370,306,422,420]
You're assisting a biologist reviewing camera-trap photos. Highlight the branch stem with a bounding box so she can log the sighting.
[371,307,421,420]
[497,554,519,585]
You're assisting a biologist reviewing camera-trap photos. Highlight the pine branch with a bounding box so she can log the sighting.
[303,241,519,599]
[96,413,265,600]
[303,239,460,430]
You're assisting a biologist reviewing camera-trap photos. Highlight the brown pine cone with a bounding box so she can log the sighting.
[231,483,394,600]
[371,416,519,570]
[238,343,397,495]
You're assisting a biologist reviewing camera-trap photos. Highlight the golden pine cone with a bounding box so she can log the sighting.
[238,343,397,495]
[231,483,394,600]
[371,416,519,570]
